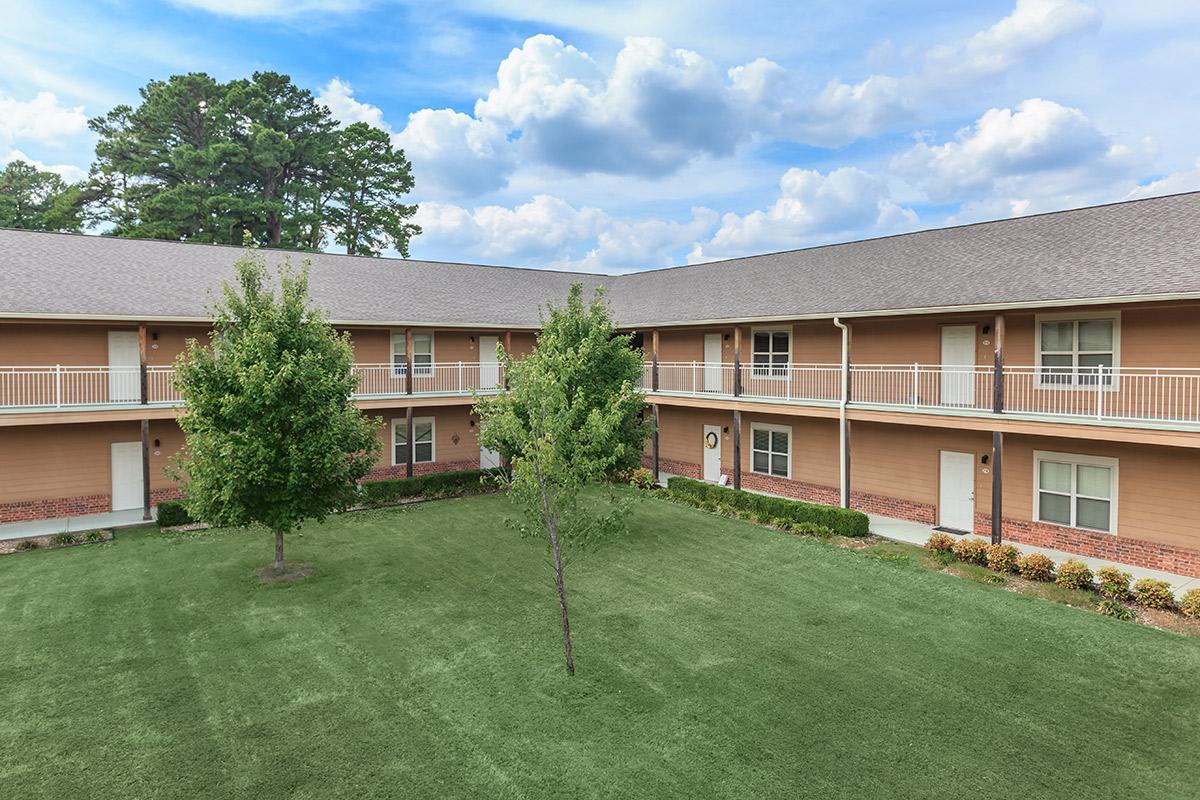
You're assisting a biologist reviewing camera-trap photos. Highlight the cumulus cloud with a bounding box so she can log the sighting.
[892,98,1144,203]
[688,166,918,263]
[1124,159,1200,200]
[318,78,389,129]
[0,91,89,146]
[0,149,86,182]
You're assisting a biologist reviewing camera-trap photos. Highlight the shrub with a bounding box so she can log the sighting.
[82,530,106,543]
[1134,578,1174,610]
[925,532,956,554]
[628,468,655,490]
[986,544,1020,573]
[951,538,988,565]
[791,521,834,538]
[1095,566,1132,600]
[1017,552,1055,582]
[665,477,870,536]
[14,540,38,551]
[49,533,79,546]
[156,500,195,528]
[1180,588,1200,619]
[1097,598,1135,620]
[361,468,504,506]
[1055,559,1093,590]
[770,517,791,530]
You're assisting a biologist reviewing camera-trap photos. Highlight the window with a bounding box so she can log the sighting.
[392,331,434,377]
[750,423,790,478]
[751,329,790,377]
[1037,315,1117,386]
[1034,451,1117,533]
[393,417,435,464]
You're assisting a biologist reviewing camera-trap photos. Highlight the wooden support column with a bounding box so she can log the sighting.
[732,326,742,396]
[650,329,660,392]
[991,313,1006,544]
[138,323,149,404]
[141,419,152,520]
[651,403,660,485]
[405,406,415,479]
[405,328,414,395]
[732,410,742,491]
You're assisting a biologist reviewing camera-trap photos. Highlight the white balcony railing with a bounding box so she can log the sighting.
[351,362,505,396]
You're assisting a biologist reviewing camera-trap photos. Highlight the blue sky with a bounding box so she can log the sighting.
[3,0,1200,272]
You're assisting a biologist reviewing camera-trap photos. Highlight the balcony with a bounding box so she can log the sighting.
[0,362,504,413]
[643,361,1200,429]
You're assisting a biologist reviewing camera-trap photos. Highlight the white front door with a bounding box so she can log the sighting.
[703,334,722,392]
[938,450,975,532]
[111,441,143,511]
[702,424,722,482]
[940,325,976,406]
[108,331,141,403]
[480,445,501,469]
[479,335,500,389]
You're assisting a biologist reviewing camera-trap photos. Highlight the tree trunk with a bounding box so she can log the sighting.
[547,522,575,676]
[274,529,285,574]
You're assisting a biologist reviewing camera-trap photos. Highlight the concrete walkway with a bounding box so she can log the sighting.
[0,508,155,541]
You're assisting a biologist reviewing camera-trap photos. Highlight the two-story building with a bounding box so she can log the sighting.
[3,192,1200,576]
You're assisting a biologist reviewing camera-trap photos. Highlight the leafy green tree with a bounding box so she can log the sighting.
[475,285,651,674]
[172,250,382,573]
[328,122,420,256]
[0,160,84,231]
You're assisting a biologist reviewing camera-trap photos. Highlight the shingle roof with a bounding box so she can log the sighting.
[2,192,1199,328]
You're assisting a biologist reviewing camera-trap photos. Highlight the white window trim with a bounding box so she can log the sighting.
[749,421,792,479]
[390,330,435,377]
[1032,450,1119,535]
[1033,311,1120,390]
[749,326,792,380]
[392,416,436,465]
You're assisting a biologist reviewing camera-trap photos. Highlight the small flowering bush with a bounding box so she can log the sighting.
[951,538,989,566]
[1095,566,1132,600]
[1134,578,1174,610]
[1055,559,1093,590]
[986,544,1020,573]
[926,532,956,554]
[1097,598,1135,621]
[1017,552,1055,582]
[1180,588,1200,619]
[628,467,656,490]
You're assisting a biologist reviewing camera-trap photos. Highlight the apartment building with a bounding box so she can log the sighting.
[2,193,1200,576]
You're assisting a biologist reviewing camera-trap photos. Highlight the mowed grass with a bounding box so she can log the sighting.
[2,491,1198,799]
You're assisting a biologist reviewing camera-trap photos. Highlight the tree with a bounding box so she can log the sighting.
[172,249,382,573]
[0,160,84,232]
[475,285,651,674]
[328,122,420,256]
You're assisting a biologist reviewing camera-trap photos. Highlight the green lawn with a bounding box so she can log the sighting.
[2,491,1198,799]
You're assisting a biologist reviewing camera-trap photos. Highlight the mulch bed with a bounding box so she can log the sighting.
[0,529,115,555]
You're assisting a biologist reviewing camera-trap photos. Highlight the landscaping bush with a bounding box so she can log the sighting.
[49,533,79,546]
[665,477,870,536]
[770,517,791,530]
[361,468,505,507]
[156,500,195,528]
[1017,552,1055,582]
[986,543,1020,573]
[1134,578,1174,610]
[1055,559,1093,590]
[951,538,988,566]
[925,532,956,554]
[14,540,38,551]
[1096,566,1132,600]
[1097,598,1135,621]
[628,468,655,490]
[82,530,106,543]
[791,522,834,539]
[1180,588,1200,619]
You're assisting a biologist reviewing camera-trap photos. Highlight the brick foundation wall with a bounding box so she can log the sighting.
[365,459,481,482]
[0,494,112,524]
[642,455,703,480]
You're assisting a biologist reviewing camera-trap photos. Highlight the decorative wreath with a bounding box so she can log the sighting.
[704,431,719,449]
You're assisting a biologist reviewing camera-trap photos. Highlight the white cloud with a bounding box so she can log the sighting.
[892,98,1143,202]
[168,0,364,17]
[393,109,517,198]
[1124,159,1200,200]
[0,91,89,147]
[0,149,86,183]
[688,166,918,263]
[317,78,389,129]
[925,0,1101,83]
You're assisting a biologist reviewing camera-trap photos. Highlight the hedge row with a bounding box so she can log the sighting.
[666,476,870,536]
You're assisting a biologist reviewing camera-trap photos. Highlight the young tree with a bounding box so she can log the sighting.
[172,249,382,573]
[0,160,84,232]
[475,285,651,674]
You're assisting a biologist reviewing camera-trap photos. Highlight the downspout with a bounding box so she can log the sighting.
[833,317,850,509]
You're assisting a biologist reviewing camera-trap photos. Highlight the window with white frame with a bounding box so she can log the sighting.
[1034,451,1117,533]
[1037,316,1117,386]
[750,423,790,478]
[392,332,434,377]
[393,417,435,464]
[751,330,790,377]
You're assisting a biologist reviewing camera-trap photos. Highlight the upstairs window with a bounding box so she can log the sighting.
[392,332,434,377]
[1037,316,1117,386]
[752,330,790,377]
